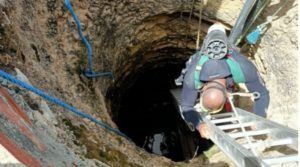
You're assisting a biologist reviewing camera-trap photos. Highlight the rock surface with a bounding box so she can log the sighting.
[254,0,298,129]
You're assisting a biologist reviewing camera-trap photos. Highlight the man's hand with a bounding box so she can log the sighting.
[198,123,210,139]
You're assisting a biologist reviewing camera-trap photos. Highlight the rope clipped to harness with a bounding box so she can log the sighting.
[246,16,273,44]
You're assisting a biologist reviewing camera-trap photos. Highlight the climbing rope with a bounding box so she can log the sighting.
[246,0,290,45]
[184,0,196,48]
[0,70,129,139]
[177,2,183,49]
[64,0,114,79]
[195,0,203,50]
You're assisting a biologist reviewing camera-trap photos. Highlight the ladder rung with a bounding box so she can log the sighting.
[211,116,243,124]
[263,154,299,165]
[243,138,298,149]
[218,122,256,130]
[210,112,234,119]
[229,129,271,138]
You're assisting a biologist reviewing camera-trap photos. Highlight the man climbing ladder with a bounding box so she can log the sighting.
[177,22,270,139]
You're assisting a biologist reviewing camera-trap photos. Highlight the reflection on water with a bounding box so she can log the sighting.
[143,132,178,157]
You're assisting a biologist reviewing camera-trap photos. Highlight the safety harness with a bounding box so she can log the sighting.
[194,53,246,90]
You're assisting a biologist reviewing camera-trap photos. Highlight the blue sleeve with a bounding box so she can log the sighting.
[231,50,270,117]
[180,53,203,130]
[246,81,269,117]
[180,83,203,130]
[175,53,200,86]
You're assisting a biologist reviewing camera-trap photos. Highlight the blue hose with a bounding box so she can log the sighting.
[0,70,128,139]
[64,0,114,79]
[85,71,114,80]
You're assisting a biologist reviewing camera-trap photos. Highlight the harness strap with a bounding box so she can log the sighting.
[226,55,246,83]
[194,53,208,89]
[194,54,246,90]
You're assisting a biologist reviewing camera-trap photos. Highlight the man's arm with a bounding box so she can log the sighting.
[180,83,202,131]
[245,79,269,117]
[231,50,270,117]
[175,53,199,86]
[179,52,205,130]
[181,84,210,138]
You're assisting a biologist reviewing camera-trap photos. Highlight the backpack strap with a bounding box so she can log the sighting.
[225,55,246,83]
[194,54,246,89]
[194,54,209,89]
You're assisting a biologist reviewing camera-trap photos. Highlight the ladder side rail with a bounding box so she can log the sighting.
[201,113,268,167]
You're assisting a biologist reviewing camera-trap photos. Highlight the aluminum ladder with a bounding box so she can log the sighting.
[170,89,298,166]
